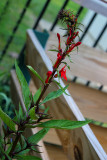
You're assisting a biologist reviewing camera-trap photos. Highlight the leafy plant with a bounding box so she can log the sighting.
[0,9,91,159]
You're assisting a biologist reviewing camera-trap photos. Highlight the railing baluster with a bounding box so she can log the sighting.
[0,0,10,23]
[18,0,51,61]
[69,6,84,83]
[33,0,51,29]
[80,13,97,41]
[93,22,107,47]
[76,6,84,17]
[0,0,32,61]
[99,85,103,91]
[50,0,69,31]
[84,22,106,89]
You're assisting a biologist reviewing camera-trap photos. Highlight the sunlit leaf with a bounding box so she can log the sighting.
[15,61,31,109]
[0,108,16,132]
[29,106,39,120]
[33,87,41,104]
[27,66,45,84]
[37,119,91,129]
[53,80,70,96]
[14,155,41,160]
[27,128,49,145]
[41,85,68,104]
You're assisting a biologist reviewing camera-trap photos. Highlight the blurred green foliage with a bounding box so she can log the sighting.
[0,0,87,74]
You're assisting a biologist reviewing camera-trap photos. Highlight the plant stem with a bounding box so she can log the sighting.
[35,69,56,112]
[9,132,21,157]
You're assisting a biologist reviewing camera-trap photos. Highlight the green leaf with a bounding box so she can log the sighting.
[27,66,45,84]
[27,128,49,145]
[31,146,41,153]
[15,61,31,109]
[37,119,91,129]
[49,49,59,52]
[33,87,41,103]
[25,124,36,128]
[16,149,30,155]
[39,105,45,110]
[19,104,24,120]
[67,55,73,63]
[29,106,39,120]
[41,85,68,104]
[0,71,6,77]
[0,108,16,132]
[61,62,70,70]
[0,93,10,108]
[19,135,27,150]
[44,106,49,114]
[14,143,21,153]
[53,80,70,96]
[0,145,11,160]
[6,144,12,154]
[14,155,41,160]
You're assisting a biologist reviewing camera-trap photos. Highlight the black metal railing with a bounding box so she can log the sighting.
[0,0,10,22]
[0,0,32,60]
[0,0,107,91]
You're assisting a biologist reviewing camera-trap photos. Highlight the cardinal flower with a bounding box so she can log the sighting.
[53,37,63,69]
[66,31,79,45]
[45,71,52,83]
[67,41,81,53]
[59,66,67,81]
[57,33,61,50]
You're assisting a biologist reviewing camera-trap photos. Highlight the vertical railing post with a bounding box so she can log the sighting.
[18,0,51,61]
[93,23,107,47]
[50,0,69,31]
[80,13,97,41]
[0,0,10,23]
[0,0,32,61]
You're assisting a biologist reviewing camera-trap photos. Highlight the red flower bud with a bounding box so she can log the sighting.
[57,33,61,50]
[75,41,81,47]
[59,66,67,81]
[45,71,52,83]
[67,41,81,53]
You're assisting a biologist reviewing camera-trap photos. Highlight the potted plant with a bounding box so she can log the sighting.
[0,9,90,159]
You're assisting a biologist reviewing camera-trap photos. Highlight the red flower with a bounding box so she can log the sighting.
[53,51,62,68]
[75,41,81,47]
[59,66,67,81]
[57,33,61,50]
[45,71,52,83]
[67,41,81,53]
[66,31,79,45]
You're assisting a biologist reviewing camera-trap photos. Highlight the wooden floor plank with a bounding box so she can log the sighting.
[90,124,107,153]
[26,30,107,159]
[44,143,68,160]
[46,32,107,85]
[63,80,107,123]
[29,79,107,154]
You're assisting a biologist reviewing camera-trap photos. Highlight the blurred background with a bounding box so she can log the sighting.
[0,0,107,118]
[0,0,107,75]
